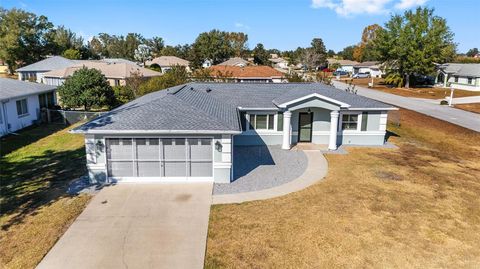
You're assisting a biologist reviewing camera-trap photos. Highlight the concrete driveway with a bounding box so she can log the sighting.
[37,183,213,269]
[333,80,480,132]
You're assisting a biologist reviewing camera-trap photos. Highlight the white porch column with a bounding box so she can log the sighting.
[282,110,292,150]
[329,111,339,150]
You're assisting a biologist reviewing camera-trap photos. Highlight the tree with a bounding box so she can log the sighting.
[139,66,188,95]
[376,7,456,88]
[308,38,328,69]
[146,36,164,57]
[0,8,54,74]
[134,44,152,66]
[58,67,115,110]
[62,48,81,59]
[466,48,479,57]
[47,25,84,55]
[353,24,382,62]
[338,45,356,60]
[327,49,335,58]
[252,43,269,65]
[125,70,144,97]
[228,32,248,57]
[192,30,235,67]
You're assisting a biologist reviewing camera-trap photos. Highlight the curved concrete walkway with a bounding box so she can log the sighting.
[212,150,328,204]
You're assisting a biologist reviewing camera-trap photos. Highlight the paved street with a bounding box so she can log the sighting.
[332,80,480,132]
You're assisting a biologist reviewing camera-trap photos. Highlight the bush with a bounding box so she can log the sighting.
[440,100,449,105]
[384,73,403,87]
[113,86,135,106]
[139,66,188,95]
[148,63,162,72]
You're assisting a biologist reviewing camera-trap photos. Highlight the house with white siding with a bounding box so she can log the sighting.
[436,63,480,91]
[0,78,56,136]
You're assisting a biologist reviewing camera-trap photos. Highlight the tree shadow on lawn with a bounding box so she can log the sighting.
[0,147,87,231]
[0,124,66,157]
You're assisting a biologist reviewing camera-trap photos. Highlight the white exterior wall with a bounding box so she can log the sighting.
[447,76,480,91]
[0,94,41,136]
[341,65,354,73]
[43,77,66,86]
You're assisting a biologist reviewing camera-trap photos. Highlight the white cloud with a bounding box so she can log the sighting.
[311,0,428,16]
[234,22,250,30]
[394,0,427,9]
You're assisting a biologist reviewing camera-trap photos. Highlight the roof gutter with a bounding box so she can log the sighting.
[69,129,242,135]
[345,107,399,111]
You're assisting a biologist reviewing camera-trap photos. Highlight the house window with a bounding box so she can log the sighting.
[454,76,459,83]
[468,77,473,84]
[341,114,358,131]
[250,114,275,130]
[277,112,283,131]
[16,99,29,117]
[114,79,121,86]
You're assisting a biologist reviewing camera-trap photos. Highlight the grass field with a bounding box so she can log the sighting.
[0,124,91,269]
[206,109,480,268]
[343,77,480,99]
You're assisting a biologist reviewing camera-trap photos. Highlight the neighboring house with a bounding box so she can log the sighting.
[217,57,249,67]
[0,78,56,136]
[353,61,384,78]
[208,66,287,83]
[16,56,78,83]
[0,59,9,74]
[436,63,480,91]
[72,82,396,184]
[269,57,289,69]
[202,59,213,68]
[42,62,162,87]
[145,56,191,73]
[16,56,141,83]
[327,58,359,74]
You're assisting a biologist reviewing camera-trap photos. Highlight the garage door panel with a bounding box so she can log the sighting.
[190,162,212,177]
[107,138,133,160]
[164,161,187,177]
[136,161,161,177]
[108,161,134,177]
[136,138,160,160]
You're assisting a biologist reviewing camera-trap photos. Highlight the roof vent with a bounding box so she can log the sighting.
[206,88,212,93]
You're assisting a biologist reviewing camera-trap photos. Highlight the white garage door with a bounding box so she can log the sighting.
[106,138,213,180]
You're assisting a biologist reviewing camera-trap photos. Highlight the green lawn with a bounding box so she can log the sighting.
[0,124,91,269]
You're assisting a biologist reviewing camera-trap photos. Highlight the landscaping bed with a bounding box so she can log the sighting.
[455,103,480,114]
[206,109,480,268]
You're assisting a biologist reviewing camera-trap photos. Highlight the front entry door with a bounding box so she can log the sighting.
[298,112,313,142]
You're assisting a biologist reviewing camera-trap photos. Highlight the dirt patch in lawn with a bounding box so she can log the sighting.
[343,77,480,99]
[0,124,92,269]
[455,103,480,114]
[206,109,480,268]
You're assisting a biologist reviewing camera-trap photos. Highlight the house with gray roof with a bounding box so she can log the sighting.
[73,82,396,184]
[436,63,480,91]
[0,78,57,136]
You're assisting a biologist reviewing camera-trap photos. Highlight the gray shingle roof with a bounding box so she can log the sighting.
[0,78,56,101]
[16,56,78,72]
[440,63,480,77]
[74,82,394,133]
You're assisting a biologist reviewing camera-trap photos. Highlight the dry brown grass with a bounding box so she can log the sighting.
[344,78,480,99]
[0,125,92,269]
[206,109,480,268]
[455,103,480,114]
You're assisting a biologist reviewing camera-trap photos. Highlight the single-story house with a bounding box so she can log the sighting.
[42,62,162,87]
[353,61,384,78]
[0,78,56,136]
[145,56,191,73]
[217,57,249,67]
[16,56,141,84]
[207,66,287,83]
[435,63,480,91]
[269,57,289,69]
[327,58,359,74]
[72,82,396,184]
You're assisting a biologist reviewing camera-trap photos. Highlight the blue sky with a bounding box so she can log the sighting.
[2,0,477,53]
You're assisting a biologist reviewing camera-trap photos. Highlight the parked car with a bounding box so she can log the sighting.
[353,72,371,78]
[333,70,349,76]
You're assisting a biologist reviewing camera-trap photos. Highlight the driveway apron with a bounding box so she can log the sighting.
[37,182,213,269]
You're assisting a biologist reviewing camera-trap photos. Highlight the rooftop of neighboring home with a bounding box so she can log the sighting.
[327,58,359,66]
[42,61,161,79]
[438,63,480,77]
[73,82,394,134]
[0,78,56,101]
[354,61,381,68]
[269,57,288,64]
[217,57,249,66]
[15,56,140,73]
[208,65,285,79]
[146,56,190,67]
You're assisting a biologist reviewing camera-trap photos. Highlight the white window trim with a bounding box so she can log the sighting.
[16,98,29,118]
[338,111,362,133]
